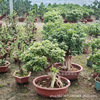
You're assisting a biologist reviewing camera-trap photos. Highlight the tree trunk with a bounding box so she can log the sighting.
[18,61,23,75]
[64,55,72,71]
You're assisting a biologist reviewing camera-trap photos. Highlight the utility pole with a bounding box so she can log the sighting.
[9,0,13,14]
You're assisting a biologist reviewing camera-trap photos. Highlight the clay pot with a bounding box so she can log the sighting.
[83,48,89,54]
[87,19,93,22]
[18,18,25,22]
[93,72,99,78]
[55,63,83,80]
[13,71,31,84]
[33,75,70,97]
[0,16,2,20]
[64,19,69,23]
[0,61,10,72]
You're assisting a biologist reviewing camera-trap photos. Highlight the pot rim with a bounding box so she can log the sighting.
[33,75,70,90]
[13,71,31,79]
[0,61,10,67]
[59,63,83,73]
[95,77,100,84]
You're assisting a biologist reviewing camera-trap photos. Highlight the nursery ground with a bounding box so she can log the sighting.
[0,53,100,100]
[0,20,100,100]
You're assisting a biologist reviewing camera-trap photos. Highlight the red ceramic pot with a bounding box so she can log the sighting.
[14,58,19,62]
[0,61,10,72]
[64,19,69,23]
[87,19,93,22]
[55,63,83,80]
[93,72,99,78]
[13,71,31,84]
[33,75,70,98]
[19,18,25,22]
[83,48,89,54]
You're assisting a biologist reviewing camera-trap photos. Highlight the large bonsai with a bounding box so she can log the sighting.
[66,10,83,22]
[42,22,86,71]
[21,40,65,88]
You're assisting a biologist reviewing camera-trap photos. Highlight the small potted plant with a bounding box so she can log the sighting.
[87,38,100,67]
[89,50,100,90]
[0,59,10,72]
[13,50,31,84]
[21,40,70,97]
[11,35,31,84]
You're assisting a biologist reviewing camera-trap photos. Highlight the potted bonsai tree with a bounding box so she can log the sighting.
[89,50,100,90]
[12,32,31,84]
[42,22,86,80]
[66,10,83,23]
[21,40,70,97]
[0,41,10,72]
[43,10,63,23]
[87,38,100,67]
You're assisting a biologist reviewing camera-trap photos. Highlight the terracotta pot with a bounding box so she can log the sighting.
[83,48,89,54]
[33,75,70,97]
[0,22,2,27]
[19,18,25,22]
[13,71,31,84]
[64,19,69,23]
[0,16,2,20]
[93,72,99,78]
[0,61,10,72]
[87,19,93,22]
[56,63,83,80]
[14,58,19,62]
[34,18,37,22]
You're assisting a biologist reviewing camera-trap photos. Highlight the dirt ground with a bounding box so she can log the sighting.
[0,54,100,100]
[0,19,100,100]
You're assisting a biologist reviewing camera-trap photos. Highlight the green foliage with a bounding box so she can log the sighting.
[0,41,7,56]
[87,23,100,36]
[66,10,83,22]
[13,0,32,16]
[21,40,65,72]
[43,10,63,23]
[42,22,86,56]
[0,0,9,14]
[51,67,59,74]
[89,50,100,73]
[0,59,7,66]
[90,38,100,52]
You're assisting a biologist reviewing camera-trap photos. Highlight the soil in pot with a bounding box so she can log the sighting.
[96,76,100,82]
[36,77,68,88]
[59,65,79,71]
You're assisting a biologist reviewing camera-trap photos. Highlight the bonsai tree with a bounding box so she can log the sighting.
[66,10,83,22]
[21,40,65,88]
[43,10,63,23]
[90,38,100,53]
[42,22,86,71]
[25,15,37,40]
[89,50,100,81]
[87,23,100,37]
